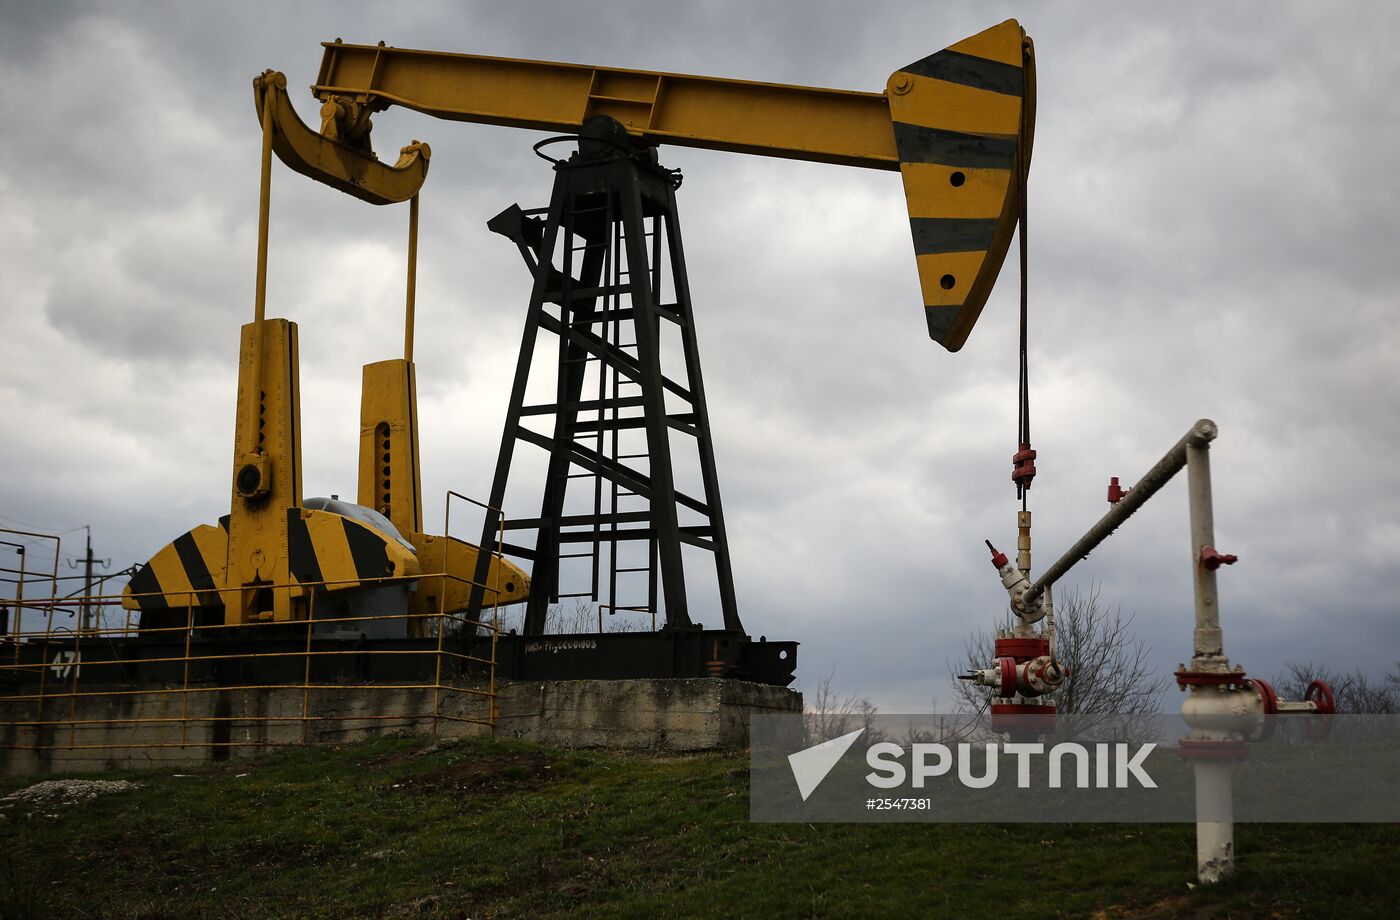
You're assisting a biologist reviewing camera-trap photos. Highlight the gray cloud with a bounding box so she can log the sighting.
[2,2,1397,711]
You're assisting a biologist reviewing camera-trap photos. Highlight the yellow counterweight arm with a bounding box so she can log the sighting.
[278,19,1033,349]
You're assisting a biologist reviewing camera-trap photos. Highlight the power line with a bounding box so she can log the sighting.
[0,512,84,534]
[0,533,64,550]
[0,569,110,582]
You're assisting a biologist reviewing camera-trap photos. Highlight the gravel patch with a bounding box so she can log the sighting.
[1,779,140,807]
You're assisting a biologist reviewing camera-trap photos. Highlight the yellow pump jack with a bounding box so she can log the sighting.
[123,72,527,631]
[127,17,1036,632]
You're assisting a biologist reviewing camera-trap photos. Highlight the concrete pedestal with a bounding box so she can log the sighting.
[0,678,801,776]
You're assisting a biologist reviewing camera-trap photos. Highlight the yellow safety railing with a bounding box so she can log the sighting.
[0,508,516,758]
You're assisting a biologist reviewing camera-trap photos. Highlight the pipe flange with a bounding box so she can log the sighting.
[1177,738,1248,761]
[994,636,1049,661]
[997,657,1018,698]
[1175,669,1249,690]
[1305,680,1336,715]
[990,702,1056,737]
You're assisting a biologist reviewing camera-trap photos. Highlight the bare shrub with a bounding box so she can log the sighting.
[1274,661,1400,714]
[804,668,880,743]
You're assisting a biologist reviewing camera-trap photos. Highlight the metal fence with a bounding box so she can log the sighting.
[0,504,515,762]
[0,571,506,759]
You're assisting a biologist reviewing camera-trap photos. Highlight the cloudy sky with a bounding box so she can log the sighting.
[2,1,1397,710]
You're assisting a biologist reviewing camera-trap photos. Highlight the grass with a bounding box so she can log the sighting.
[0,734,1393,919]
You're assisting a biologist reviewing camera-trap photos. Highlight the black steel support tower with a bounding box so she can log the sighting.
[467,117,740,637]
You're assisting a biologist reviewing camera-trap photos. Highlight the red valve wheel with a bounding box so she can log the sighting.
[1252,678,1279,714]
[1305,680,1336,739]
[1250,679,1278,741]
[1305,679,1336,715]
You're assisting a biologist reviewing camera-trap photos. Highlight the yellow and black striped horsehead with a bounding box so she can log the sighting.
[121,503,420,628]
[889,18,1034,352]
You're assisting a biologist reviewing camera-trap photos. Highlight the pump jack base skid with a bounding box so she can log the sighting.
[497,629,795,684]
[1,629,797,689]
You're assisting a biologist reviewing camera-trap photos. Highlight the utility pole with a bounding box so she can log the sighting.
[1,541,23,639]
[69,527,110,632]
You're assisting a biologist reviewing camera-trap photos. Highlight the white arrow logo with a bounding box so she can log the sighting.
[788,728,865,801]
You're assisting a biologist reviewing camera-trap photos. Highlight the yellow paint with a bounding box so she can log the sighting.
[299,21,1030,350]
[299,508,422,585]
[255,70,429,206]
[916,251,989,306]
[411,534,529,615]
[947,19,1027,67]
[313,43,900,169]
[358,359,423,539]
[227,318,301,624]
[301,508,356,585]
[900,163,1013,220]
[146,546,193,605]
[888,78,1021,138]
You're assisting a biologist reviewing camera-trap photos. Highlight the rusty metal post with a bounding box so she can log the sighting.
[432,577,446,737]
[302,587,315,744]
[34,592,58,742]
[489,514,506,734]
[1,528,63,643]
[4,542,24,669]
[66,591,91,749]
[181,598,194,747]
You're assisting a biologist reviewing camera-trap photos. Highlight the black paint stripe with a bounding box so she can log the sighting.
[925,305,961,344]
[342,517,390,581]
[173,531,220,607]
[893,122,1017,170]
[126,563,167,610]
[910,217,1000,255]
[287,509,323,585]
[900,49,1023,97]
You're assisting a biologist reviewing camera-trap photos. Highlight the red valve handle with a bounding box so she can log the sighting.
[1249,679,1280,742]
[1011,443,1037,490]
[1305,679,1336,715]
[1200,545,1239,571]
[1252,678,1279,715]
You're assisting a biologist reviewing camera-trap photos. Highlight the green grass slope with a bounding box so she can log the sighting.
[0,735,1392,919]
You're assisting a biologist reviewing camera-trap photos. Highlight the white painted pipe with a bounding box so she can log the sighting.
[1194,761,1234,883]
[1023,419,1217,607]
[1186,432,1225,667]
[1185,427,1235,882]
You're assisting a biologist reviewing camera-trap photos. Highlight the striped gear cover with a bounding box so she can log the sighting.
[122,521,228,611]
[122,509,421,613]
[888,19,1034,351]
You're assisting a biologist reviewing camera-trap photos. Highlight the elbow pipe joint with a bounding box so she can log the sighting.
[986,541,1047,623]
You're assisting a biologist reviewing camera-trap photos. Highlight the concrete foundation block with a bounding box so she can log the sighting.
[1,678,800,776]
